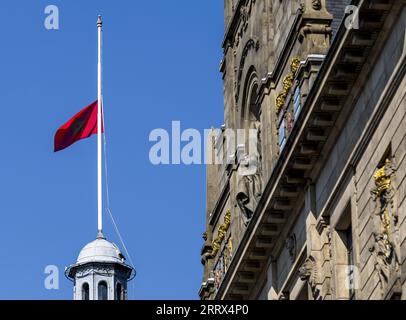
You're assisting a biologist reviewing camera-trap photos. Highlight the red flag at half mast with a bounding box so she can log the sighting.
[54,100,103,152]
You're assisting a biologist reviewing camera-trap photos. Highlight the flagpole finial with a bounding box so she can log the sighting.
[97,15,102,28]
[97,230,105,240]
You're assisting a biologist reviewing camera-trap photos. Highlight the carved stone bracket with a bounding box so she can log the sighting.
[299,255,320,299]
[201,232,214,266]
[299,24,332,42]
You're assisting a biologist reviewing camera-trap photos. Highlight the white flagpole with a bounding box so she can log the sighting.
[97,15,103,236]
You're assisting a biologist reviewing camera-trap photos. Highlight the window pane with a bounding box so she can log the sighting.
[279,120,286,149]
[98,281,108,300]
[116,283,123,301]
[293,87,301,119]
[82,283,89,301]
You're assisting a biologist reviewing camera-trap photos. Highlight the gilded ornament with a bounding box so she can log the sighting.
[373,159,392,196]
[370,158,399,291]
[371,159,396,235]
[211,211,232,257]
[275,57,301,114]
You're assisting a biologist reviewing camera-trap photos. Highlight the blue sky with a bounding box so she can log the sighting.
[0,1,224,299]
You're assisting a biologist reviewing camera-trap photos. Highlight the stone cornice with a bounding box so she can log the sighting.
[65,261,134,281]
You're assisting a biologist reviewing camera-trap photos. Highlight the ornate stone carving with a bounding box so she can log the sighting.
[299,256,320,299]
[276,57,301,114]
[285,234,297,262]
[299,1,305,13]
[370,159,399,292]
[370,233,398,287]
[236,174,261,225]
[75,264,114,279]
[201,232,213,266]
[75,266,94,279]
[235,0,256,45]
[300,0,323,12]
[236,122,262,225]
[312,0,322,10]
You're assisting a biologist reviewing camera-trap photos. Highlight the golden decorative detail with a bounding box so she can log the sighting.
[373,159,392,196]
[372,159,395,235]
[211,211,231,257]
[370,158,399,290]
[276,57,301,114]
[291,57,301,74]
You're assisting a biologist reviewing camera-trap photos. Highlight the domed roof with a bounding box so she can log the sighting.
[77,236,125,265]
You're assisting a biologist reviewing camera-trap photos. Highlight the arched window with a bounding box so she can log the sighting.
[98,281,108,300]
[116,282,123,301]
[82,283,89,300]
[235,69,263,225]
[241,71,261,130]
[246,81,260,125]
[241,71,262,172]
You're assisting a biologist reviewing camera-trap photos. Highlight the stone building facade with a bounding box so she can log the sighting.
[200,0,406,300]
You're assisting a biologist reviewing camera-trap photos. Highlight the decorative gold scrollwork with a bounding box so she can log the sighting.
[211,211,231,257]
[276,57,301,114]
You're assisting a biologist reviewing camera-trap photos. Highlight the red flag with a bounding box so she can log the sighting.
[54,100,103,152]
